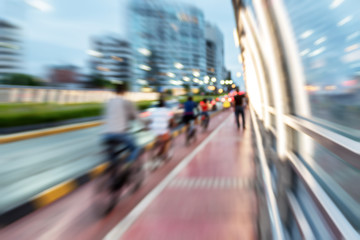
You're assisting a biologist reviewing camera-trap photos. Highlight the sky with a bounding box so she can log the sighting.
[1,0,244,87]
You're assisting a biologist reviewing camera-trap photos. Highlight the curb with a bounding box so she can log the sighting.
[0,121,103,144]
[0,110,223,226]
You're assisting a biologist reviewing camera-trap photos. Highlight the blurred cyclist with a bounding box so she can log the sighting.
[200,98,209,118]
[183,96,197,126]
[103,83,141,163]
[149,98,173,156]
[233,87,246,130]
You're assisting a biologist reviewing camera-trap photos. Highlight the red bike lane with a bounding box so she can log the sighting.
[106,112,257,240]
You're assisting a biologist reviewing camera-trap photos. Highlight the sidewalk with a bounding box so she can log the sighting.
[105,113,258,240]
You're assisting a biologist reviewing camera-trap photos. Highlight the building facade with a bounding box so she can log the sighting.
[89,35,133,86]
[128,0,206,90]
[0,19,21,78]
[205,23,225,88]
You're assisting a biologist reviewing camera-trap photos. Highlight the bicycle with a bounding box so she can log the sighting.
[148,134,174,171]
[185,117,197,146]
[94,138,147,216]
[200,113,210,132]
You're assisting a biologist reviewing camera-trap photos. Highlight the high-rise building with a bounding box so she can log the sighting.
[89,35,133,86]
[128,0,206,90]
[0,19,22,77]
[205,23,224,88]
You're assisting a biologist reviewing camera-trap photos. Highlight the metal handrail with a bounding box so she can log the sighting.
[287,191,316,240]
[287,152,360,239]
[283,115,360,169]
[250,107,286,240]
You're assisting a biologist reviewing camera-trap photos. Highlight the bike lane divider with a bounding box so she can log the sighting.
[0,110,226,227]
[104,113,233,240]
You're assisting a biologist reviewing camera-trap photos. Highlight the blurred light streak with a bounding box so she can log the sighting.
[183,76,190,81]
[96,66,110,72]
[208,86,215,90]
[337,16,353,26]
[87,50,103,57]
[308,47,326,57]
[174,62,184,69]
[314,37,327,45]
[342,79,357,86]
[345,44,359,52]
[0,42,19,49]
[167,72,175,78]
[325,85,337,90]
[25,0,53,12]
[347,31,360,41]
[330,0,344,9]
[233,28,240,47]
[111,56,124,62]
[138,48,151,56]
[304,85,320,92]
[139,65,151,71]
[192,71,200,77]
[300,30,314,39]
[300,49,310,56]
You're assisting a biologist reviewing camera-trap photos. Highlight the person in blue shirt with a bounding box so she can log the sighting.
[182,96,197,125]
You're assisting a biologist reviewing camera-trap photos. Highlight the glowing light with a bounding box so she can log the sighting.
[347,32,360,41]
[232,84,236,88]
[139,64,151,71]
[337,16,352,26]
[304,85,320,92]
[233,28,240,47]
[25,0,53,12]
[342,79,357,86]
[218,89,223,94]
[138,48,151,56]
[0,42,19,49]
[137,79,148,85]
[204,76,210,81]
[96,66,110,72]
[87,50,103,58]
[111,56,123,62]
[193,78,199,83]
[167,72,176,78]
[308,47,326,57]
[330,0,344,9]
[345,44,360,52]
[220,80,225,85]
[300,49,310,56]
[238,54,243,63]
[236,72,242,77]
[174,62,184,69]
[314,37,327,45]
[183,76,190,81]
[193,71,200,77]
[325,85,337,90]
[208,86,216,91]
[211,77,216,82]
[300,30,314,39]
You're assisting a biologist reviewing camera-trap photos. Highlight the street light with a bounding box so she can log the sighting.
[138,48,151,56]
[193,71,200,77]
[174,62,184,69]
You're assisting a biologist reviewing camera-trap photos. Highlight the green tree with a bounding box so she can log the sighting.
[88,74,113,89]
[1,74,45,86]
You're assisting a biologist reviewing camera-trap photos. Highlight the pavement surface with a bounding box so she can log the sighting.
[0,110,258,240]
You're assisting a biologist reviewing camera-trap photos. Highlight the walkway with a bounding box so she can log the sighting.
[105,113,257,240]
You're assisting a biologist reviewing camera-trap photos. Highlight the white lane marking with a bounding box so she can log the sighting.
[104,114,231,240]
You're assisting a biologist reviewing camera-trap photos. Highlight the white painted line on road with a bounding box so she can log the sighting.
[104,113,231,240]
